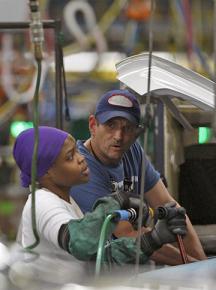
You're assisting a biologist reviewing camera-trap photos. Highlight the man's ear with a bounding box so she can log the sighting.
[89,115,97,136]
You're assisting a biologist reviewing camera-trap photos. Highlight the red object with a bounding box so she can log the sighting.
[126,0,151,21]
[177,234,188,264]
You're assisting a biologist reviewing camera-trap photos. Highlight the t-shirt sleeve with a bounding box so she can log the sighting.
[34,191,76,248]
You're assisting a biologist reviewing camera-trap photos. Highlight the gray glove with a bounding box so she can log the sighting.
[141,201,187,256]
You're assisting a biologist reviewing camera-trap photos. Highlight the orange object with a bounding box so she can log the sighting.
[126,0,151,21]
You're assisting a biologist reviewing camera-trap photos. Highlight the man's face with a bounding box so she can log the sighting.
[90,116,138,165]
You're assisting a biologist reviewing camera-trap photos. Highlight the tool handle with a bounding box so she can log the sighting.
[176,234,188,264]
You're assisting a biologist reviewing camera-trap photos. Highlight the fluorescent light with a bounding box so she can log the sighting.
[51,52,126,73]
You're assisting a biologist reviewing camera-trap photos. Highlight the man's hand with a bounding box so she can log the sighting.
[140,202,187,256]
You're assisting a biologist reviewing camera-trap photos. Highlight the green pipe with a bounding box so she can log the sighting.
[25,59,41,250]
[95,213,116,276]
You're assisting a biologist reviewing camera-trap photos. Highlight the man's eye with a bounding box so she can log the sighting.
[107,122,116,129]
[108,124,115,129]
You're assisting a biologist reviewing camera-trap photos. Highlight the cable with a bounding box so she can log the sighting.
[63,0,107,53]
[95,209,138,276]
[174,0,213,78]
[212,0,216,138]
[181,0,195,69]
[58,32,71,122]
[63,0,128,55]
[25,59,42,250]
[135,0,155,273]
[25,0,44,250]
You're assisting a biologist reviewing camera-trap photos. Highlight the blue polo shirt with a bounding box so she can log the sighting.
[70,140,160,213]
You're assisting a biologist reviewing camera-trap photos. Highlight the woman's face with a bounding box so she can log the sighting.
[47,135,89,188]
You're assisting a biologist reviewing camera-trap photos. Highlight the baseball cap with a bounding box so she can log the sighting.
[95,89,140,125]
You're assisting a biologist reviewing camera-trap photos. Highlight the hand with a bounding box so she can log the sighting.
[154,201,187,236]
[140,202,187,256]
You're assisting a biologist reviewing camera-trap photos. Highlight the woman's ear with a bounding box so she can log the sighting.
[39,169,52,182]
[39,168,54,188]
[89,115,97,136]
[38,173,48,187]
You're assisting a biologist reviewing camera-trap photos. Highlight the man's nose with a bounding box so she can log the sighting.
[113,128,124,140]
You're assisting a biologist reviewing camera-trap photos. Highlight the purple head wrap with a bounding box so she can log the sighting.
[13,126,69,188]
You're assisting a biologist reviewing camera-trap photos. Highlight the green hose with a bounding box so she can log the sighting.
[25,59,42,250]
[95,213,116,276]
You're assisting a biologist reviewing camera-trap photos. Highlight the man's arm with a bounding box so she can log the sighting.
[113,222,198,265]
[151,244,198,265]
[144,179,207,260]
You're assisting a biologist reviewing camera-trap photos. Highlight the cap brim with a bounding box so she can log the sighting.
[96,111,138,124]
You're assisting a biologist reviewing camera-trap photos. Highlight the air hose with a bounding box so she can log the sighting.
[95,210,134,276]
[25,0,44,250]
[25,59,41,250]
[95,213,115,277]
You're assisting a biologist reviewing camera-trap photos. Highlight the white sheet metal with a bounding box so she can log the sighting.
[116,53,215,111]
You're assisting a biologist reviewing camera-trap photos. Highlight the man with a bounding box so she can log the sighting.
[70,89,206,263]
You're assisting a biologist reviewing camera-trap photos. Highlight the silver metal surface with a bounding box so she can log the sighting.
[116,53,215,111]
[1,243,215,290]
[132,257,216,290]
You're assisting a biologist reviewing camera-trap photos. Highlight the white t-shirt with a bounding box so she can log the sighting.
[20,188,84,256]
[15,189,92,284]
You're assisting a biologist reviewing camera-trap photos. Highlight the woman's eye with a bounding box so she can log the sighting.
[67,153,73,160]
